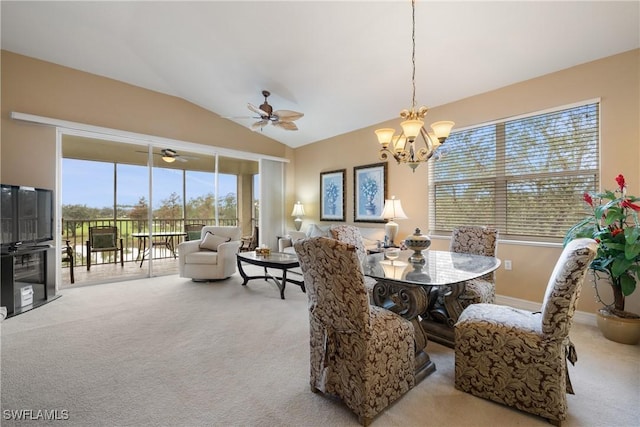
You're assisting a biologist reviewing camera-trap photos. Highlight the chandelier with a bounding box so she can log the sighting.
[375,0,454,172]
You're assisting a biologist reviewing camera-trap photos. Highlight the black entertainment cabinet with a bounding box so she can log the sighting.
[1,245,58,318]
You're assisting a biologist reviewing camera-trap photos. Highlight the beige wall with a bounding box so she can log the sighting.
[1,50,291,189]
[2,49,639,314]
[292,49,640,314]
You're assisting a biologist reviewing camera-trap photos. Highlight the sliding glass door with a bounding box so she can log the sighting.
[60,135,259,287]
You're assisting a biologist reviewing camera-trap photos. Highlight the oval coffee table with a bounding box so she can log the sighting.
[236,251,305,299]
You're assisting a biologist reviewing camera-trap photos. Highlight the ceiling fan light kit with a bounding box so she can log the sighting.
[376,0,455,172]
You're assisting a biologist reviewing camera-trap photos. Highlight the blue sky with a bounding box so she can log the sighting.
[62,159,236,209]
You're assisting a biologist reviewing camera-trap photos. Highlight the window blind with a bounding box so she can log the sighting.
[429,102,599,241]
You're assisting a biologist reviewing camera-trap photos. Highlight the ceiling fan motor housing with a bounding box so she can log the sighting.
[260,90,273,118]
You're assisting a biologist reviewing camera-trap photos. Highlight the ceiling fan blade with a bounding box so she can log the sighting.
[251,120,269,130]
[273,121,298,131]
[175,157,188,162]
[248,103,270,117]
[274,110,304,122]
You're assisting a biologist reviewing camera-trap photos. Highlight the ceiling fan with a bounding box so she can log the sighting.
[136,148,198,163]
[246,90,304,131]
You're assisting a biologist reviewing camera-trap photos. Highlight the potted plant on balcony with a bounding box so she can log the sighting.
[564,174,640,344]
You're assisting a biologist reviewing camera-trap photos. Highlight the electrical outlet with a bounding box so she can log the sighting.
[504,260,512,270]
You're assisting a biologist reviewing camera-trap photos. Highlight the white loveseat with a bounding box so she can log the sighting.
[178,226,242,281]
[278,223,385,254]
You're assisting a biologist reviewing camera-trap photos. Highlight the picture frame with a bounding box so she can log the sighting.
[320,169,346,222]
[354,162,387,222]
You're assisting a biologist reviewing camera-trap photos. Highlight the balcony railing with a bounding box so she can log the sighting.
[62,218,238,268]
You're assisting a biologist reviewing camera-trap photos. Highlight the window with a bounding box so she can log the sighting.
[429,101,599,241]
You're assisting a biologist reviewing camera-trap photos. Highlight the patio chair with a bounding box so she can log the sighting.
[185,224,205,241]
[239,226,258,252]
[62,239,75,283]
[86,226,124,271]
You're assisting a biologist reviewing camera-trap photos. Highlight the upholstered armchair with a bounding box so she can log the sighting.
[294,237,415,426]
[454,238,597,426]
[178,226,242,281]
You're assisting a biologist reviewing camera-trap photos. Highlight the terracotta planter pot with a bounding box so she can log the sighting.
[596,309,640,345]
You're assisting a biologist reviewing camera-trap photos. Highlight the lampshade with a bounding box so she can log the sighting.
[162,155,176,163]
[291,201,305,217]
[381,198,408,220]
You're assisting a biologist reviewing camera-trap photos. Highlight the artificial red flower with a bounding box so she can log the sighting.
[583,192,593,206]
[611,227,624,237]
[621,199,640,212]
[616,174,626,190]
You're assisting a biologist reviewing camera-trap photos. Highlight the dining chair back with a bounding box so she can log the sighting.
[294,236,415,426]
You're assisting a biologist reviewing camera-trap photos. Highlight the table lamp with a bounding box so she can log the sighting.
[381,196,407,247]
[291,201,305,231]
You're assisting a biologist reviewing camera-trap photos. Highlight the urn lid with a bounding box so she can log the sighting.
[407,228,428,241]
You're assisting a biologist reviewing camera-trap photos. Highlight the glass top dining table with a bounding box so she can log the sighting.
[363,249,501,287]
[362,249,501,382]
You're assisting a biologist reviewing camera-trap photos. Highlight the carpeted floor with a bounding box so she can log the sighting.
[1,268,638,426]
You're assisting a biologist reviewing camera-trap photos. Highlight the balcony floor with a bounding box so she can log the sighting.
[60,257,179,289]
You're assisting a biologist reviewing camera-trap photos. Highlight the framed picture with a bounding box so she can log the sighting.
[320,169,346,221]
[354,162,387,222]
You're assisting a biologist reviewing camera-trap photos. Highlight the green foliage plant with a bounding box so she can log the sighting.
[564,174,640,318]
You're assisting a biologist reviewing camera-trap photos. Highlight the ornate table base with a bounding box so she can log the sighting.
[372,280,436,382]
[420,281,468,348]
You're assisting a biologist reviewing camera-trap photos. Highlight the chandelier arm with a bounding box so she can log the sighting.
[420,127,433,151]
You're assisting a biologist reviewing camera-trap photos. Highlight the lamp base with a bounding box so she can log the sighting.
[294,218,303,231]
[385,221,399,246]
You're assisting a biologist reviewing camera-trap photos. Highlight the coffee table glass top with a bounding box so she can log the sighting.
[237,251,299,266]
[364,250,500,287]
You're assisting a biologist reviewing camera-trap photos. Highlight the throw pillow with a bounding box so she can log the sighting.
[307,224,329,238]
[199,232,231,251]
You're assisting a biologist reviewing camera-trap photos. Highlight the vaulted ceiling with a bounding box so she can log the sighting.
[2,1,638,148]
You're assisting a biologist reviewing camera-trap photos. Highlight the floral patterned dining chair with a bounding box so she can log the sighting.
[329,225,378,302]
[454,238,597,426]
[294,237,415,426]
[448,225,499,314]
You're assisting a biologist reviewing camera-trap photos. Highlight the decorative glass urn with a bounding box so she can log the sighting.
[404,228,431,263]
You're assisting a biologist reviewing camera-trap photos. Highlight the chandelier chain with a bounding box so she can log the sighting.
[411,0,416,110]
